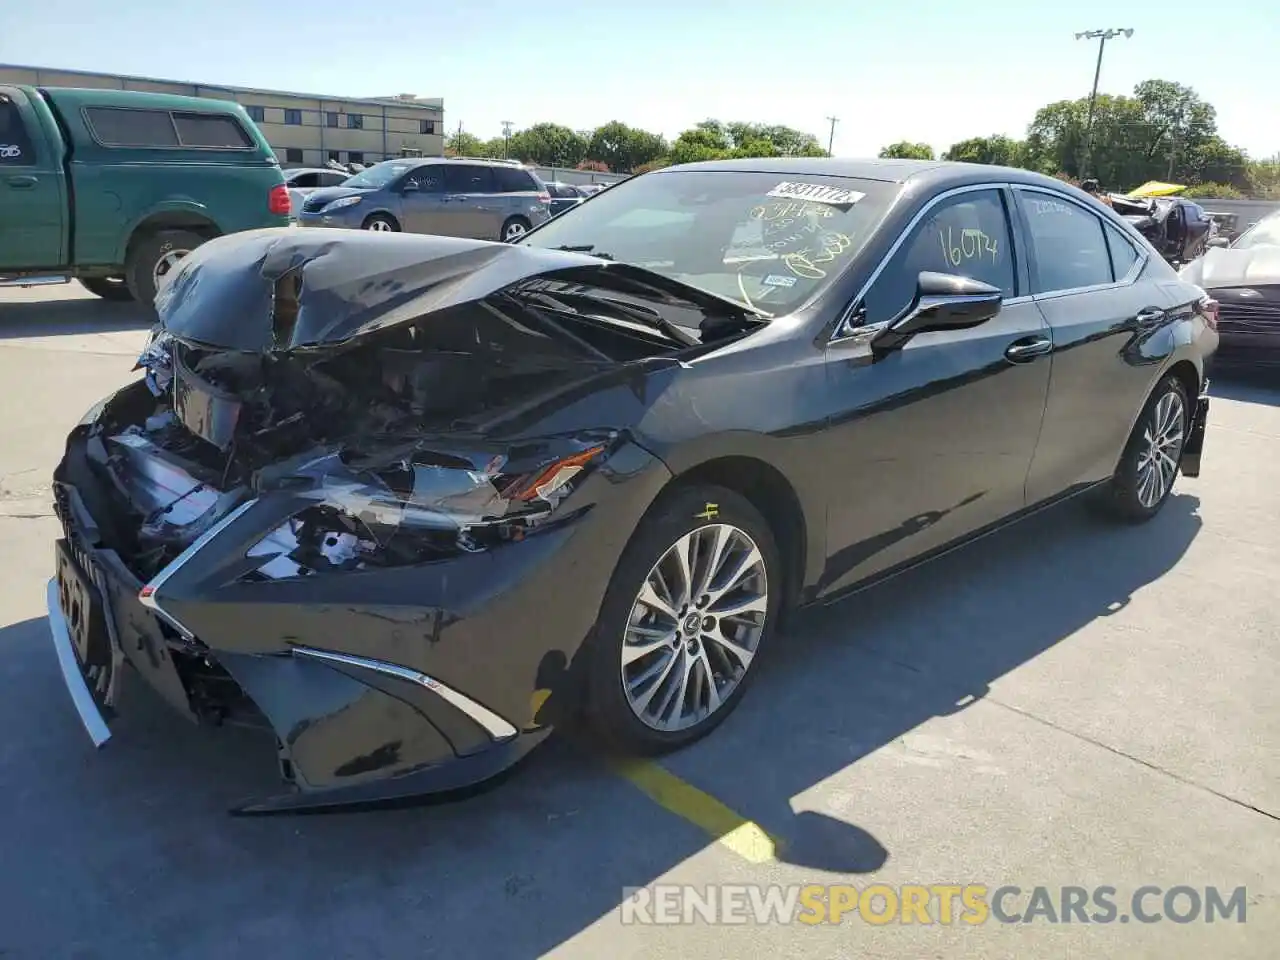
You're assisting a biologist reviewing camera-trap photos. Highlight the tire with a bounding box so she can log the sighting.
[361,213,400,232]
[125,229,207,306]
[584,485,782,755]
[79,277,133,301]
[500,216,531,243]
[1092,374,1190,523]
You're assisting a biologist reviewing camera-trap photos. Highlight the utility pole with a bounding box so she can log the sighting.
[1074,28,1133,179]
[500,120,514,159]
[825,116,839,156]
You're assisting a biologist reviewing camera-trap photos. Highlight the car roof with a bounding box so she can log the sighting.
[657,156,1074,191]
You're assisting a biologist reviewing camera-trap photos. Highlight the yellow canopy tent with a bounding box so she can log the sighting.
[1126,181,1187,199]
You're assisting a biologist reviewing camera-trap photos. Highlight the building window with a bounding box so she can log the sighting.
[348,151,364,164]
[420,119,436,135]
[285,148,304,163]
[328,150,340,162]
[284,108,302,125]
[246,105,265,122]
[347,113,363,129]
[326,111,339,127]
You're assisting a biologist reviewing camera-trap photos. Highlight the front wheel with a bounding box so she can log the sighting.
[585,485,781,755]
[1093,374,1190,523]
[79,277,134,301]
[500,216,531,243]
[361,213,400,232]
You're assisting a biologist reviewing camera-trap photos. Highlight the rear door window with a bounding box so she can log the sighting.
[1104,222,1140,281]
[1020,191,1113,293]
[0,94,34,164]
[445,165,496,193]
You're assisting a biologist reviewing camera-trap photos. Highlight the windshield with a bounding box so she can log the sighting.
[1232,213,1280,251]
[343,160,417,190]
[519,169,898,315]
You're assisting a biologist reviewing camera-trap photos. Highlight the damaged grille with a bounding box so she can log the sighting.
[1217,299,1280,334]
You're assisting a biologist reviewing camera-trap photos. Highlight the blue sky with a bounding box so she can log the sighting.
[3,0,1276,159]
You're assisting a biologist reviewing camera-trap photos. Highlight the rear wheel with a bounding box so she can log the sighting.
[362,213,400,232]
[125,229,206,306]
[1093,374,1189,523]
[585,485,780,754]
[501,216,531,242]
[79,277,133,301]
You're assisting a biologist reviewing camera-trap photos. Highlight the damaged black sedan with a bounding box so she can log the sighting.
[47,159,1217,812]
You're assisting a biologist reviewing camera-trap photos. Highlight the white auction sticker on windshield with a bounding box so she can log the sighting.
[765,181,864,208]
[762,274,797,288]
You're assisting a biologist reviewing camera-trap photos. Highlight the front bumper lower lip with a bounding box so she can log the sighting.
[45,578,112,748]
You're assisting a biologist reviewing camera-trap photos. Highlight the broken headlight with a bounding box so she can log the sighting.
[243,434,615,580]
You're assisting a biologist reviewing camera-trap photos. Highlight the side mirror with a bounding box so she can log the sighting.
[401,181,420,194]
[1207,236,1229,248]
[870,272,1003,355]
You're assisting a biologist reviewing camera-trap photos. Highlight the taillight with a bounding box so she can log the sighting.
[1196,296,1219,331]
[268,184,291,216]
[537,192,551,204]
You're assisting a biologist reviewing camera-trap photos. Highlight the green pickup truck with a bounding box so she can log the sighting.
[0,85,290,305]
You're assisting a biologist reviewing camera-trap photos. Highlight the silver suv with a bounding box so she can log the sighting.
[296,157,552,241]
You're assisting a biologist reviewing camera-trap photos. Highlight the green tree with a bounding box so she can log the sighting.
[669,125,732,165]
[444,130,484,157]
[585,121,666,173]
[942,135,1024,166]
[1248,156,1280,200]
[878,141,935,160]
[507,123,588,168]
[1183,182,1245,199]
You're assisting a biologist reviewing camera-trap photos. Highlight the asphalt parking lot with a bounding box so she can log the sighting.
[1,281,1277,959]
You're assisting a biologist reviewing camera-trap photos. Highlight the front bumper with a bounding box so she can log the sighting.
[46,408,673,811]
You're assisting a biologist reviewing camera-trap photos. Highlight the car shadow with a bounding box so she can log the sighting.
[0,492,1202,959]
[0,291,153,340]
[1209,366,1280,407]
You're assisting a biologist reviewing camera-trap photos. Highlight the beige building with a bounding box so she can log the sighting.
[0,63,445,167]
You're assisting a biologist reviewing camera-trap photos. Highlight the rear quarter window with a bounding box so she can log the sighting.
[492,167,538,192]
[172,112,252,149]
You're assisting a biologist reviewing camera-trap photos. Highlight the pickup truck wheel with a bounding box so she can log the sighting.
[125,229,206,306]
[79,277,134,301]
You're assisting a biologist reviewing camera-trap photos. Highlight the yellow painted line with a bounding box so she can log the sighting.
[610,758,780,864]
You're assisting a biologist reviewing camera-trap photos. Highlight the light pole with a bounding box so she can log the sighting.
[500,120,513,159]
[826,116,839,156]
[1074,28,1133,178]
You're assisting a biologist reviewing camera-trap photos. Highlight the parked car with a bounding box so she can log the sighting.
[578,183,607,196]
[1180,209,1280,368]
[46,158,1216,812]
[282,167,351,219]
[297,157,552,241]
[0,85,288,305]
[545,180,586,217]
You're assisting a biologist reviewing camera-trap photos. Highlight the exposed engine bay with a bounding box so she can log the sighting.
[77,229,765,587]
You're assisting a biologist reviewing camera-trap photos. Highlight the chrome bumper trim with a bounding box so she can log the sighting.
[139,497,259,638]
[290,645,519,742]
[45,578,112,748]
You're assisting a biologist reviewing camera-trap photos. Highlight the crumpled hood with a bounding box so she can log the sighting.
[1181,245,1280,289]
[153,227,744,353]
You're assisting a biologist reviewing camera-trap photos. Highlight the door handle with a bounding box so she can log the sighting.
[6,175,37,189]
[1004,336,1053,363]
[1135,307,1165,327]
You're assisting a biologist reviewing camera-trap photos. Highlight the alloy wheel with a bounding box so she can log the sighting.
[366,219,393,232]
[1135,390,1186,508]
[152,249,190,289]
[621,523,768,732]
[503,221,528,241]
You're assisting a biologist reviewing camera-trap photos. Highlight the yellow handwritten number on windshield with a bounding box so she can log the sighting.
[782,232,853,280]
[938,226,999,268]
